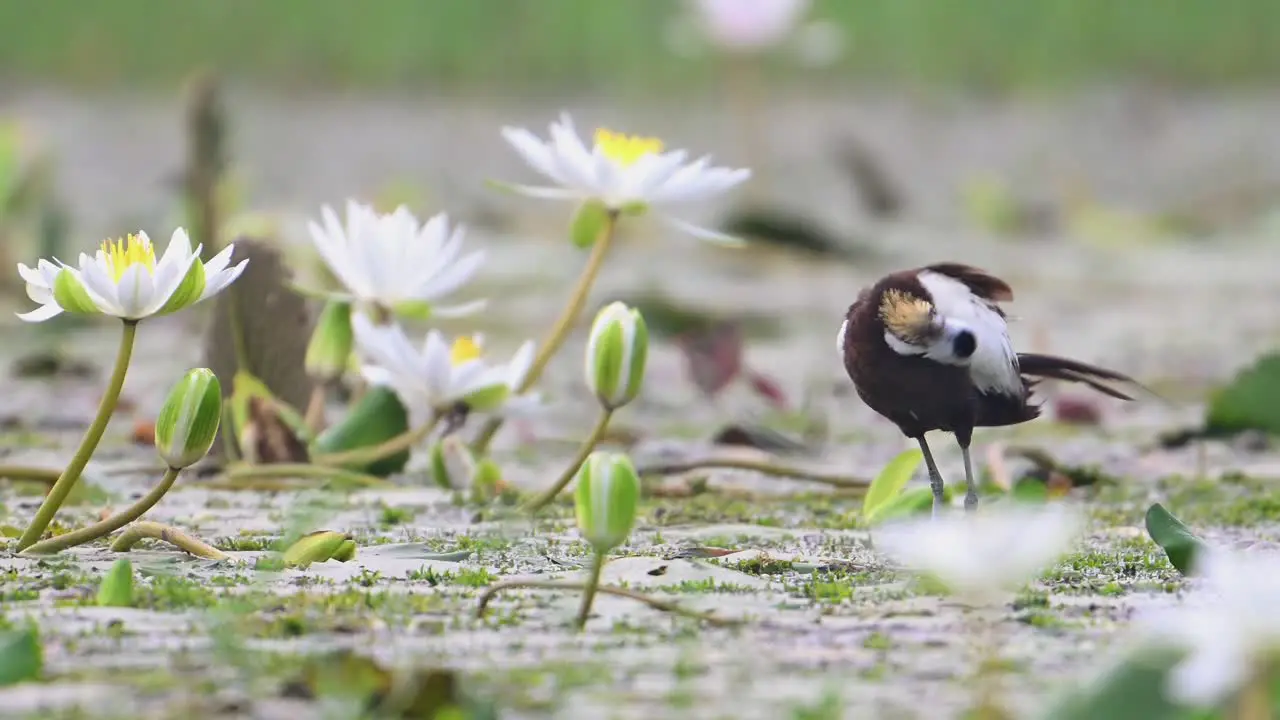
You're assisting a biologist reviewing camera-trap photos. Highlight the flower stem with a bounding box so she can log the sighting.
[471,212,619,455]
[575,552,606,630]
[17,319,137,552]
[22,467,181,555]
[521,408,613,513]
[475,579,744,627]
[634,456,869,492]
[109,520,228,560]
[303,383,328,435]
[310,414,440,468]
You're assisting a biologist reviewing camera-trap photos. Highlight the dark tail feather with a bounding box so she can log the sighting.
[1016,353,1143,401]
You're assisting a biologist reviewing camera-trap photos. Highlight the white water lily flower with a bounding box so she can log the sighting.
[500,113,751,245]
[307,200,487,318]
[874,502,1084,603]
[351,312,537,421]
[1138,548,1280,707]
[692,0,811,51]
[17,229,246,322]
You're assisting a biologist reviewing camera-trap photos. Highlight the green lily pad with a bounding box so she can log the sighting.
[313,386,411,477]
[0,627,42,687]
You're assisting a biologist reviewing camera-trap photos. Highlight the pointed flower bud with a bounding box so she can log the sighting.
[584,302,649,410]
[154,368,223,469]
[428,435,476,491]
[574,451,640,555]
[305,300,354,382]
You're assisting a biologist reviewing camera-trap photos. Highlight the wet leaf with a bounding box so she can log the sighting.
[1144,503,1209,576]
[1206,352,1280,436]
[203,239,315,459]
[0,627,42,687]
[863,449,923,523]
[313,386,410,477]
[97,558,135,607]
[1040,645,1185,720]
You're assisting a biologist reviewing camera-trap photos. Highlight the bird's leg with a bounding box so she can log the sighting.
[961,443,978,513]
[957,429,978,513]
[915,435,947,519]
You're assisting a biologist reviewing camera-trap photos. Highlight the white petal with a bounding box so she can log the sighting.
[501,126,566,184]
[113,263,156,318]
[200,257,248,300]
[25,283,53,305]
[17,262,48,288]
[507,184,582,200]
[76,262,125,315]
[1167,645,1249,707]
[429,299,489,319]
[417,249,485,302]
[661,215,747,246]
[16,303,63,322]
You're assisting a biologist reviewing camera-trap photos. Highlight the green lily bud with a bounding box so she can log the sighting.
[305,300,354,382]
[428,435,476,491]
[154,368,223,469]
[584,301,649,410]
[573,451,640,555]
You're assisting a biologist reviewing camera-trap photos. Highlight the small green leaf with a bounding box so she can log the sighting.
[866,485,934,525]
[1040,645,1186,720]
[97,558,135,607]
[0,627,42,686]
[1144,503,1210,576]
[1206,353,1280,435]
[312,386,411,477]
[863,449,923,522]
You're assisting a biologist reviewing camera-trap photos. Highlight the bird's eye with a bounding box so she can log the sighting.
[952,330,977,359]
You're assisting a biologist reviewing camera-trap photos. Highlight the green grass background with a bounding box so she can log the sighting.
[1,0,1277,93]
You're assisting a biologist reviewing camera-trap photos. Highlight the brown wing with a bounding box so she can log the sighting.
[921,263,1014,302]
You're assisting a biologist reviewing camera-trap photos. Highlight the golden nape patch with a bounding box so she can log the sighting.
[878,289,935,341]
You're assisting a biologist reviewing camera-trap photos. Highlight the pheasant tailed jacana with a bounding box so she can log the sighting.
[839,263,1143,517]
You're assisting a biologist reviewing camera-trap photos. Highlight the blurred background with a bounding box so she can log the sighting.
[2,0,1279,437]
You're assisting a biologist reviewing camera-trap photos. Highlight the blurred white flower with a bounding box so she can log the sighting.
[874,502,1084,603]
[18,228,245,322]
[692,0,811,51]
[307,200,486,318]
[351,312,537,422]
[1139,548,1280,708]
[500,113,751,245]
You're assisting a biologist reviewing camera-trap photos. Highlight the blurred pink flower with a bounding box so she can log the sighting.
[692,0,812,51]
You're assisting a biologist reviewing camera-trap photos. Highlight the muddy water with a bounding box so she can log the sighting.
[0,87,1278,719]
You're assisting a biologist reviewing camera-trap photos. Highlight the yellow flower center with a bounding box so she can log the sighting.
[100,233,156,282]
[594,128,663,167]
[449,336,483,366]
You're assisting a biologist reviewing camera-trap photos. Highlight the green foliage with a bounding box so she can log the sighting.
[2,0,1276,92]
[96,558,135,607]
[1206,353,1280,436]
[1144,503,1210,576]
[0,626,42,686]
[862,448,923,524]
[312,386,411,477]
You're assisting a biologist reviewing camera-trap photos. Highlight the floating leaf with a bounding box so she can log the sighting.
[1206,352,1280,436]
[1040,646,1185,720]
[282,530,354,569]
[1144,503,1209,576]
[97,558,135,607]
[863,448,923,522]
[312,386,411,477]
[0,627,42,687]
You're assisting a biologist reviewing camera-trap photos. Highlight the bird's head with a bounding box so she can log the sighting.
[878,289,978,362]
